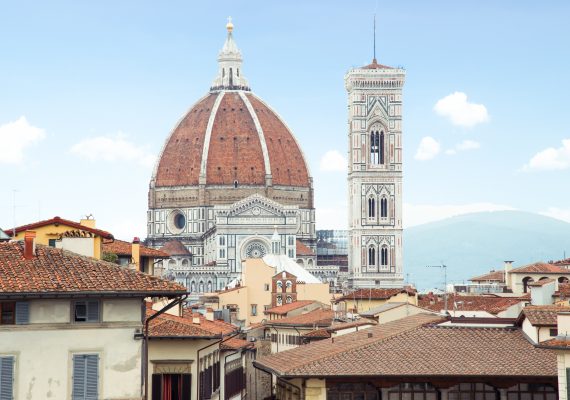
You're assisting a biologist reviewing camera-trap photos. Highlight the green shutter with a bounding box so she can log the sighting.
[15,302,29,325]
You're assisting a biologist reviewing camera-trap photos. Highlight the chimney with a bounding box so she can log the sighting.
[557,312,570,338]
[79,216,96,229]
[504,261,514,290]
[205,308,215,322]
[23,231,36,260]
[132,237,141,272]
[192,313,201,325]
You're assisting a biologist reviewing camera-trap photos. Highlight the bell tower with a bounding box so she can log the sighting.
[345,55,405,289]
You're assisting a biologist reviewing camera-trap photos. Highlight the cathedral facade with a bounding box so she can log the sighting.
[146,20,316,291]
[345,58,405,288]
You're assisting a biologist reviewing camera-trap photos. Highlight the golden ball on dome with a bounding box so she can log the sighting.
[226,19,234,32]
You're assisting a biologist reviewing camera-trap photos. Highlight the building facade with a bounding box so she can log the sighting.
[345,58,405,288]
[146,20,316,292]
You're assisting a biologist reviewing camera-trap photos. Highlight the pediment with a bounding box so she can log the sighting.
[227,194,285,217]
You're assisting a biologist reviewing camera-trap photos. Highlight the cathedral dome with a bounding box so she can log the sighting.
[152,91,310,188]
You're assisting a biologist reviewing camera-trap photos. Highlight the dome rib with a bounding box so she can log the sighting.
[199,91,225,183]
[239,91,272,179]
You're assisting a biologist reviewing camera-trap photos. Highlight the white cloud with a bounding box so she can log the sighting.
[0,116,46,164]
[319,150,347,172]
[415,136,441,161]
[70,133,156,167]
[404,202,515,228]
[523,139,570,171]
[540,207,570,224]
[316,204,347,229]
[434,92,489,128]
[445,140,480,155]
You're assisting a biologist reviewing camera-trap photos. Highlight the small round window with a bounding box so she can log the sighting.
[174,213,185,230]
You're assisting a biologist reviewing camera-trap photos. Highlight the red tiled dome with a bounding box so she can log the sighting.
[153,91,310,188]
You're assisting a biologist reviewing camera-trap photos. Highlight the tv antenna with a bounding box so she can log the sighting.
[426,264,448,315]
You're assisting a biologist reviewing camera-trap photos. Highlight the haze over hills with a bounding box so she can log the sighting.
[403,211,570,290]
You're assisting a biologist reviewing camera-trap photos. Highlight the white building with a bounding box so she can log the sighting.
[147,20,316,292]
[345,57,406,288]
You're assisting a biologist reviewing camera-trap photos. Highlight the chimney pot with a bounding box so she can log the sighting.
[23,231,37,260]
[367,332,373,338]
[133,237,140,244]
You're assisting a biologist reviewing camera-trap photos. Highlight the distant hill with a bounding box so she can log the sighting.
[403,211,570,290]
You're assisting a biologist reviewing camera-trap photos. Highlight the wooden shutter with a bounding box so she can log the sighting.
[15,302,29,325]
[72,354,98,400]
[72,355,86,399]
[151,374,162,400]
[0,356,14,400]
[85,355,98,399]
[86,301,100,322]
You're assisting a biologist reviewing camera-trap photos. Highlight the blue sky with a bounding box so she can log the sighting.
[1,1,569,240]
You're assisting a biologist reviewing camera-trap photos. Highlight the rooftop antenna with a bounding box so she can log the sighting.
[426,263,448,315]
[12,189,18,238]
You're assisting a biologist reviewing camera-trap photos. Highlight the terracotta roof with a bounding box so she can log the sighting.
[0,242,186,297]
[102,239,169,258]
[266,309,334,327]
[296,240,314,256]
[540,338,570,348]
[418,294,524,315]
[511,262,569,274]
[255,314,556,378]
[301,328,330,338]
[470,270,505,282]
[153,91,310,188]
[5,216,113,239]
[265,300,316,315]
[552,258,570,266]
[361,58,394,69]
[147,308,237,338]
[528,278,555,287]
[520,305,570,326]
[326,318,377,332]
[220,337,254,350]
[160,240,191,256]
[336,288,415,302]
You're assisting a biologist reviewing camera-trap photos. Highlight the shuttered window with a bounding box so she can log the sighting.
[74,301,100,323]
[15,302,29,325]
[0,356,14,400]
[72,354,99,400]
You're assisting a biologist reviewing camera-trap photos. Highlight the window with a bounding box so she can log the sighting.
[74,300,100,323]
[264,284,270,291]
[251,304,257,316]
[152,373,191,400]
[381,197,388,218]
[72,354,99,400]
[48,238,57,247]
[276,281,283,290]
[0,303,15,325]
[368,247,376,266]
[388,383,438,400]
[380,131,385,164]
[285,280,292,289]
[286,295,292,304]
[368,198,376,218]
[327,383,379,400]
[370,131,379,164]
[449,383,497,400]
[0,356,14,400]
[276,295,282,306]
[550,328,558,337]
[381,247,389,266]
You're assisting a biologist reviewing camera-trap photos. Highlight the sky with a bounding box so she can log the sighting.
[1,1,569,241]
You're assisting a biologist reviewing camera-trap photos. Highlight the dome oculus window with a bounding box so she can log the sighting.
[168,210,186,234]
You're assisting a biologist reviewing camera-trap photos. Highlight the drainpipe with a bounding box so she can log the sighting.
[143,295,188,400]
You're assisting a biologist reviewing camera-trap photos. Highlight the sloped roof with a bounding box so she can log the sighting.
[265,300,316,315]
[220,337,254,350]
[255,314,556,378]
[160,240,191,256]
[296,240,315,256]
[419,294,524,315]
[511,262,568,274]
[361,59,394,69]
[336,288,415,302]
[0,242,186,297]
[5,216,113,239]
[265,309,334,327]
[102,239,169,258]
[147,307,237,338]
[360,302,409,317]
[520,305,570,326]
[470,270,505,282]
[528,278,555,287]
[552,258,570,266]
[0,229,10,241]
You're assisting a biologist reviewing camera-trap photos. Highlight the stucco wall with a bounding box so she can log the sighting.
[0,327,142,400]
[296,283,331,306]
[375,304,427,324]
